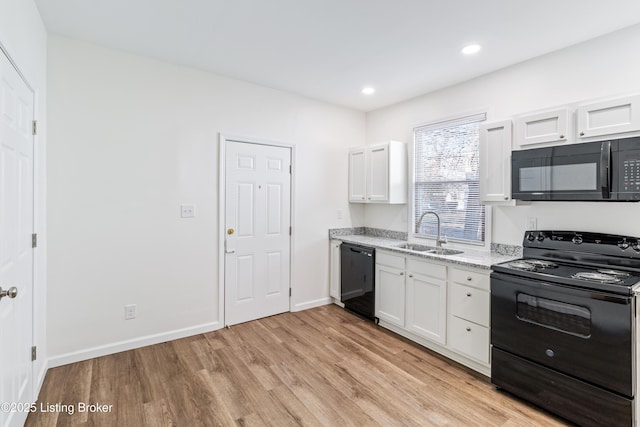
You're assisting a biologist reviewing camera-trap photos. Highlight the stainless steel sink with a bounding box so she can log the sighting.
[424,248,463,256]
[396,243,433,251]
[395,243,463,256]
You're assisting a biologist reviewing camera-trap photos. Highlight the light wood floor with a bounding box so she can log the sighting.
[26,305,569,426]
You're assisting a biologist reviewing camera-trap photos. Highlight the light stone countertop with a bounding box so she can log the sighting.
[332,234,519,270]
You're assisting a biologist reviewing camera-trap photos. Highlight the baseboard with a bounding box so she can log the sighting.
[292,297,331,312]
[48,321,222,368]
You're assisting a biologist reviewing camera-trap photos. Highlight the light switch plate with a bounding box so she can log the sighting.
[181,204,196,218]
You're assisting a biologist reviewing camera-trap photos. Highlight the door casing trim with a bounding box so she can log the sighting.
[218,133,295,327]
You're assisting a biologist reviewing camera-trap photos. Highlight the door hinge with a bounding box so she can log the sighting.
[289,165,292,174]
[289,288,292,297]
[32,120,37,136]
[32,233,37,248]
[31,346,37,361]
[289,226,292,236]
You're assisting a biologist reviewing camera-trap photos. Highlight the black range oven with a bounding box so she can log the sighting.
[491,231,640,426]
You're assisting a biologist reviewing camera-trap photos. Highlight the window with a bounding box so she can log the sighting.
[412,113,487,245]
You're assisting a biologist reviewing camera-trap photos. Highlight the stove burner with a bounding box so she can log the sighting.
[525,259,558,269]
[572,272,622,284]
[506,261,536,271]
[597,269,630,277]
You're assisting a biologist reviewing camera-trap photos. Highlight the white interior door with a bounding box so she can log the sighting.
[0,50,35,427]
[225,140,291,326]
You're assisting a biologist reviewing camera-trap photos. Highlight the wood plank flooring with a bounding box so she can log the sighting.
[26,305,570,426]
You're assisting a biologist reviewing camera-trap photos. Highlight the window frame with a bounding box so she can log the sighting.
[408,111,492,251]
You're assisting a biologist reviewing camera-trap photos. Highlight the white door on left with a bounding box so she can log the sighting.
[0,50,35,427]
[225,140,291,326]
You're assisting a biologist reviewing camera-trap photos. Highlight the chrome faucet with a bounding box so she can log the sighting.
[416,211,447,247]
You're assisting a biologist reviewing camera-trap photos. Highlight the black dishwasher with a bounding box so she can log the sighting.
[340,243,375,320]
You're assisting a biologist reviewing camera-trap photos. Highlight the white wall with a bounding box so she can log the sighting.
[0,0,48,396]
[365,24,640,245]
[47,35,365,364]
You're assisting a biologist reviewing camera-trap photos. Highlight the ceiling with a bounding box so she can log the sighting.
[35,0,640,112]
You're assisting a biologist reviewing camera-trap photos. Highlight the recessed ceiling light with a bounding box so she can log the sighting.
[461,44,481,55]
[362,87,375,95]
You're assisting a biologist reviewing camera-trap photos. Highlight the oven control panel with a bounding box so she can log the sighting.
[524,231,640,256]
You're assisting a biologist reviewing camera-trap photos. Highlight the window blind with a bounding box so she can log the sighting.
[413,113,487,245]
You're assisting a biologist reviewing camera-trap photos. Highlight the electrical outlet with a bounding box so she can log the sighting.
[181,204,196,218]
[526,217,537,230]
[125,304,136,320]
[337,209,343,220]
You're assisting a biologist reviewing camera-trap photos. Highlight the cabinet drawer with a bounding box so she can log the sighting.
[448,316,490,364]
[406,258,446,280]
[450,267,489,291]
[450,283,490,327]
[376,251,405,269]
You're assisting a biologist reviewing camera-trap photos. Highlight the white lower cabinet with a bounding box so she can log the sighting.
[375,253,406,327]
[447,266,491,365]
[329,240,341,301]
[374,250,491,375]
[405,260,447,345]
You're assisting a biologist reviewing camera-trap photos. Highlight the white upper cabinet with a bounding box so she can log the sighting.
[515,107,569,147]
[349,141,407,204]
[577,94,640,139]
[479,119,514,205]
[348,148,367,202]
[368,144,390,201]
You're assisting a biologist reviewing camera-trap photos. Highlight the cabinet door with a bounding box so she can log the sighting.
[405,272,446,344]
[375,264,405,327]
[329,240,341,300]
[367,144,389,202]
[577,95,640,139]
[515,108,568,147]
[349,148,367,202]
[479,120,513,204]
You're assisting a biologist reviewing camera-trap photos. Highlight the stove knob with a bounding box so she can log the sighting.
[632,241,640,252]
[572,235,583,244]
[618,239,630,250]
[527,233,536,241]
[536,233,545,242]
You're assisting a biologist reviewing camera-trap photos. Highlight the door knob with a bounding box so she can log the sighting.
[227,228,235,235]
[0,286,18,301]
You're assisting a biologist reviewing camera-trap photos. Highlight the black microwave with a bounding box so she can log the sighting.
[511,137,640,201]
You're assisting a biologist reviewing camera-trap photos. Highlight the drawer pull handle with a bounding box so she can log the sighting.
[466,327,471,332]
[466,276,472,281]
[408,274,413,278]
[466,292,472,297]
[400,272,404,276]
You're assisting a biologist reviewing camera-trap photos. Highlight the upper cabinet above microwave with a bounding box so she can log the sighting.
[515,108,569,148]
[479,119,514,205]
[349,141,407,204]
[576,94,640,140]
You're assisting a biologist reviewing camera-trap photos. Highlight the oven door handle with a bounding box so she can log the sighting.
[600,141,611,199]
